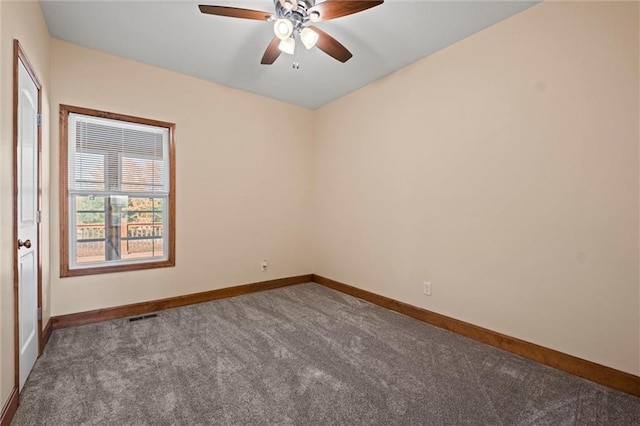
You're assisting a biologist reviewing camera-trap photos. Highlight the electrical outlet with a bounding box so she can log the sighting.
[423,281,431,296]
[261,259,268,271]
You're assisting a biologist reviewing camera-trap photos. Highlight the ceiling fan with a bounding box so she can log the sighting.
[199,0,384,65]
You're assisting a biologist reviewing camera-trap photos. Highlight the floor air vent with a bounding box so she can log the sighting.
[129,314,158,322]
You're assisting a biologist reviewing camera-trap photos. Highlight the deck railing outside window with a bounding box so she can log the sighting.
[76,218,164,263]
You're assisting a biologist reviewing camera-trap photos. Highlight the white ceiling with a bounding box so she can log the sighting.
[39,0,537,109]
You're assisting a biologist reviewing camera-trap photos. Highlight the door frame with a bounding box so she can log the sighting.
[13,39,43,391]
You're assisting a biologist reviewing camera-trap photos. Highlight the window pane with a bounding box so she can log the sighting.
[75,196,106,263]
[73,195,166,266]
[70,114,168,194]
[76,241,106,264]
[122,237,164,260]
[122,197,165,260]
[73,152,105,191]
[121,156,166,192]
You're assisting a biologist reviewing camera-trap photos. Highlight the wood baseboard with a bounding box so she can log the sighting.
[0,387,18,426]
[311,274,640,398]
[52,274,312,329]
[40,319,52,354]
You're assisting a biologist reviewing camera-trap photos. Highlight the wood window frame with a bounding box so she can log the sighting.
[59,104,176,277]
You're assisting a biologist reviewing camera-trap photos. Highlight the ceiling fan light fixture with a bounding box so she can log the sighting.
[278,37,296,55]
[300,27,319,49]
[273,18,293,40]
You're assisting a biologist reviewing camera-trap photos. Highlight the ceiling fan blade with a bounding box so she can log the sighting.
[198,5,272,21]
[261,37,282,65]
[309,26,353,63]
[308,0,383,22]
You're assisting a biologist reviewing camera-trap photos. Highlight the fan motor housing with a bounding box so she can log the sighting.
[275,0,315,26]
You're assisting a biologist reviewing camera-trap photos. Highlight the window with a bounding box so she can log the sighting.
[60,105,175,277]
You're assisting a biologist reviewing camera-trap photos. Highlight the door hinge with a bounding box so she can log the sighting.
[36,210,41,224]
[37,113,42,127]
[37,307,42,321]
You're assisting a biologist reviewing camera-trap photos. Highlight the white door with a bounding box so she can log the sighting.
[17,57,39,391]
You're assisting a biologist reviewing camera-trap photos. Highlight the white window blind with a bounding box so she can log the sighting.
[68,113,169,196]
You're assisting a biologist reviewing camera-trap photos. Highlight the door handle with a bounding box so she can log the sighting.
[18,239,32,249]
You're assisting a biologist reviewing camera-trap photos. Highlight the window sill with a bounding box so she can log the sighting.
[60,258,175,278]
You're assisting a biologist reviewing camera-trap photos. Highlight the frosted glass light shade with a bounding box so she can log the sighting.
[278,37,295,55]
[300,27,319,49]
[274,19,293,40]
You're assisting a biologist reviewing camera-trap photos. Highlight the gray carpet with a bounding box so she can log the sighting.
[12,283,640,425]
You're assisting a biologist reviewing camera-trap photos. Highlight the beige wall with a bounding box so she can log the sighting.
[49,40,314,316]
[0,0,50,410]
[313,1,640,375]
